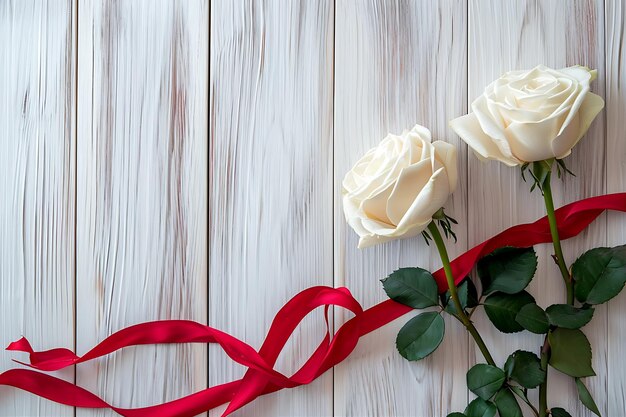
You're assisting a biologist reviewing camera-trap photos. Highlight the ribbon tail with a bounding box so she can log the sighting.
[0,192,624,416]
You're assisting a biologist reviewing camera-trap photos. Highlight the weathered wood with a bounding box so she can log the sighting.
[334,1,469,415]
[605,1,626,414]
[2,1,626,415]
[76,1,208,415]
[468,1,606,415]
[209,0,334,415]
[0,1,76,415]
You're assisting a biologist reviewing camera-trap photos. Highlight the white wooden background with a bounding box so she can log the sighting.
[0,1,625,416]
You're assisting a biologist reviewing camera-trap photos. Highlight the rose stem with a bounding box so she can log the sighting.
[541,170,574,305]
[537,169,573,417]
[427,221,496,366]
[538,338,550,417]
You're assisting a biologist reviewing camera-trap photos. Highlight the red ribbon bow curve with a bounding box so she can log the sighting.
[1,192,625,417]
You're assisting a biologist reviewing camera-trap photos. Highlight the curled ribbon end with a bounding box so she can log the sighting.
[0,193,622,417]
[11,359,31,367]
[28,348,80,371]
[6,337,79,371]
[6,337,34,354]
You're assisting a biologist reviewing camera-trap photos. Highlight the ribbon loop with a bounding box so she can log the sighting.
[1,193,625,416]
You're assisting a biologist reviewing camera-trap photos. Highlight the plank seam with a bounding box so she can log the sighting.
[207,0,211,416]
[73,0,78,416]
[602,0,609,413]
[465,0,471,410]
[331,1,336,416]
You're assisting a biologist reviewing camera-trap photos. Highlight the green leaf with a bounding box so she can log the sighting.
[494,388,523,417]
[575,378,601,416]
[548,328,595,377]
[446,414,467,417]
[443,277,479,315]
[466,364,506,400]
[396,312,445,361]
[515,303,550,334]
[382,268,439,308]
[572,245,626,305]
[504,350,546,388]
[532,160,553,190]
[464,398,497,417]
[546,304,594,329]
[551,408,573,417]
[477,247,538,295]
[484,291,535,333]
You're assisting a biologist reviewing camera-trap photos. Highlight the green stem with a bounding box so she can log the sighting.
[427,222,496,366]
[539,338,550,417]
[538,169,571,417]
[542,171,574,305]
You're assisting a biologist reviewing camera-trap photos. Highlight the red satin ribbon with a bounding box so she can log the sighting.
[2,192,625,417]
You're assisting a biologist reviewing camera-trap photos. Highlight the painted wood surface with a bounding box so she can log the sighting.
[1,0,625,416]
[467,1,607,416]
[334,1,469,416]
[0,1,76,416]
[76,1,208,415]
[606,0,626,414]
[209,1,334,416]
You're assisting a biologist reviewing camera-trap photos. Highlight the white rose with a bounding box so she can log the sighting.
[450,65,604,166]
[342,125,457,249]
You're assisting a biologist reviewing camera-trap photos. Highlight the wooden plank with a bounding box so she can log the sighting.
[0,1,76,415]
[605,0,626,414]
[76,1,208,414]
[333,1,469,415]
[468,1,606,415]
[209,0,334,415]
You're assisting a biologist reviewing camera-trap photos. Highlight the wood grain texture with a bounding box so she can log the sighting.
[468,1,606,415]
[0,1,76,416]
[209,1,334,415]
[76,1,208,415]
[605,1,626,414]
[334,1,469,415]
[2,1,626,415]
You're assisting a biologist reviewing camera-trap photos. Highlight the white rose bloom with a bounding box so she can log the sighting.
[342,125,457,249]
[450,65,604,166]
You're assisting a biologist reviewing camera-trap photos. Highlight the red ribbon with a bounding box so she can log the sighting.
[2,192,625,417]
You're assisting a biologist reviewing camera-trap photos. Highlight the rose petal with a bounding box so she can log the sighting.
[477,92,508,132]
[544,79,578,117]
[449,113,521,166]
[505,106,569,161]
[357,233,395,249]
[346,147,407,201]
[360,217,399,237]
[549,112,580,159]
[559,65,595,83]
[361,180,396,225]
[576,91,605,136]
[407,124,433,142]
[552,91,604,158]
[395,167,451,234]
[556,84,589,136]
[493,100,546,124]
[473,95,517,159]
[359,222,426,249]
[343,200,372,239]
[432,141,458,192]
[386,159,433,225]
